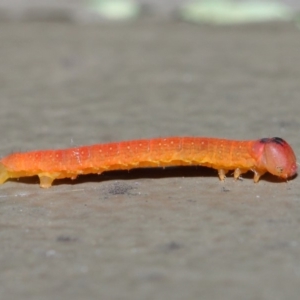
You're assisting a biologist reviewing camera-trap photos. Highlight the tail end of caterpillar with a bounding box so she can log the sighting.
[256,137,297,180]
[0,162,58,188]
[0,163,9,185]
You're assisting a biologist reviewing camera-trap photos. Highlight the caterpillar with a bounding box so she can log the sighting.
[0,137,297,188]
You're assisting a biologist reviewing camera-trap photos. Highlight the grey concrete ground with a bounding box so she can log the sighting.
[1,10,300,300]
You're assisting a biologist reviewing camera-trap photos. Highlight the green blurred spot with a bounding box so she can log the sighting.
[294,13,300,28]
[89,0,140,20]
[179,0,293,25]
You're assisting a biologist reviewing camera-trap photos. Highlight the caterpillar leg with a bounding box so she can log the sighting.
[218,169,228,181]
[253,170,266,183]
[38,174,55,188]
[233,168,248,180]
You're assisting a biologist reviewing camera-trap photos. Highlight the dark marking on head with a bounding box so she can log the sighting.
[259,137,285,146]
[259,138,271,144]
[272,137,285,146]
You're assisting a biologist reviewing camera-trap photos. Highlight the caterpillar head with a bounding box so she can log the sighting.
[257,137,297,180]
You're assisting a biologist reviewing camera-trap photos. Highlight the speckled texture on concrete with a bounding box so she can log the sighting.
[0,21,300,300]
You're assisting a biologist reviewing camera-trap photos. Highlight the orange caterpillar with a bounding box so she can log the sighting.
[0,137,297,188]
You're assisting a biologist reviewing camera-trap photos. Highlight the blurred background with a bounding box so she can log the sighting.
[0,0,299,21]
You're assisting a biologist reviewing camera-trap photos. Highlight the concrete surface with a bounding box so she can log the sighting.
[0,19,300,300]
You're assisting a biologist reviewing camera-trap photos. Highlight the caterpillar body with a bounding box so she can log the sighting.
[0,137,297,188]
